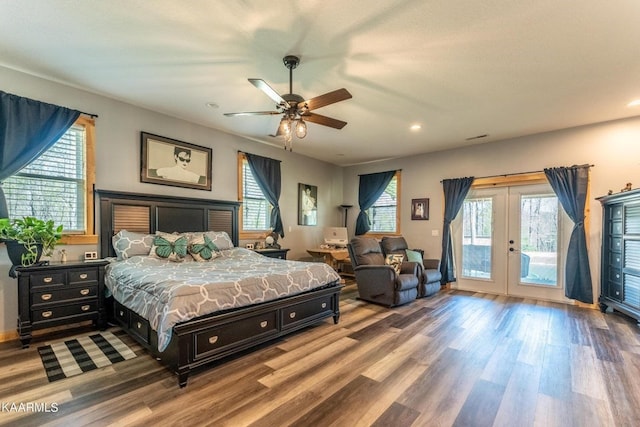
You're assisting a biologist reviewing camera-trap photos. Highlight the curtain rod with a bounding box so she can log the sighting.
[358,168,401,176]
[80,110,98,119]
[440,164,594,183]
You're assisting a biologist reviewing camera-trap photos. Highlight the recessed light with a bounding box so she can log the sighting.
[410,124,422,131]
[628,100,640,107]
[206,102,219,109]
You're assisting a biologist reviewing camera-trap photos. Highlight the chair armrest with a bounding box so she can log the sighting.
[399,261,419,276]
[423,259,440,270]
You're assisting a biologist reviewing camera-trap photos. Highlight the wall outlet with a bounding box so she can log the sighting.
[84,251,98,260]
[431,229,439,237]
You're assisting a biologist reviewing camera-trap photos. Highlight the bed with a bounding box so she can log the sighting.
[97,189,342,387]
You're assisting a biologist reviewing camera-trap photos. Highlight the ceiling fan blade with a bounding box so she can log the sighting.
[302,112,348,129]
[224,111,281,117]
[248,78,288,107]
[302,88,352,111]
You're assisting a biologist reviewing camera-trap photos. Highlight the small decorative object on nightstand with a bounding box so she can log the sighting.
[13,260,109,348]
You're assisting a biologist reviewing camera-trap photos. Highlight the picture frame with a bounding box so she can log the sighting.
[298,183,318,226]
[411,198,429,220]
[140,132,212,191]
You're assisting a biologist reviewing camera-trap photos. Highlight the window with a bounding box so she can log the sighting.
[366,171,401,236]
[3,116,97,244]
[237,153,272,238]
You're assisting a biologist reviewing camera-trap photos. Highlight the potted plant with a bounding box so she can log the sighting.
[0,216,63,267]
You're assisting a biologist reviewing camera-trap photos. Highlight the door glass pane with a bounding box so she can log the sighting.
[520,194,558,285]
[462,197,492,279]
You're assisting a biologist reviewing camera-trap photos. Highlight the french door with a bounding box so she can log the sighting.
[452,184,571,302]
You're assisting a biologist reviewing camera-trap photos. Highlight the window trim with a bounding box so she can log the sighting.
[237,153,271,240]
[365,170,401,239]
[58,116,97,245]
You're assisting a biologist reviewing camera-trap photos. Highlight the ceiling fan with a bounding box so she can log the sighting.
[224,55,352,150]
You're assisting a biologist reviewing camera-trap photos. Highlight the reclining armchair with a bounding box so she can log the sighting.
[381,236,442,298]
[347,236,419,307]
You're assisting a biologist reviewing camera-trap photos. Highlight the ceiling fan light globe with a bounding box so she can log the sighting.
[295,120,307,139]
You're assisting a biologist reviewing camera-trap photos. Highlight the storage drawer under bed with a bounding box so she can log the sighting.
[193,309,279,360]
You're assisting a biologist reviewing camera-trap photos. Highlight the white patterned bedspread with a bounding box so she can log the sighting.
[105,247,341,351]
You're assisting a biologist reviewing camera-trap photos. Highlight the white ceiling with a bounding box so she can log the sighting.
[2,1,640,166]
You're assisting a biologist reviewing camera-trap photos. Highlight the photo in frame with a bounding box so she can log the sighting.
[140,132,212,191]
[298,183,318,226]
[411,198,429,220]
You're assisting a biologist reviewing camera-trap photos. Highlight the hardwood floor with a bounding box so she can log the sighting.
[2,281,640,426]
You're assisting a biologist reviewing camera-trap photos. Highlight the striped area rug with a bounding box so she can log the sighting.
[38,331,137,382]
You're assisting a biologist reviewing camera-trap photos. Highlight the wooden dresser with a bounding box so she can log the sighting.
[14,260,109,347]
[598,189,640,322]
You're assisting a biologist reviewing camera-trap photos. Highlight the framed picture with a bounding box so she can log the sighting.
[140,132,212,191]
[298,183,318,226]
[411,198,429,220]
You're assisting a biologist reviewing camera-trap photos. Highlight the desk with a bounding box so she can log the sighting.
[307,248,351,275]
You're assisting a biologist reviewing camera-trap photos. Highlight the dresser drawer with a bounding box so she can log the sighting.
[30,272,66,289]
[609,268,622,284]
[609,237,622,253]
[609,220,622,236]
[281,294,334,329]
[32,301,97,324]
[609,252,622,269]
[194,310,278,360]
[31,284,97,306]
[68,269,98,284]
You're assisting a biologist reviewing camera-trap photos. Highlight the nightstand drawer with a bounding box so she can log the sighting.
[32,301,97,324]
[30,272,66,288]
[68,269,98,284]
[31,284,97,306]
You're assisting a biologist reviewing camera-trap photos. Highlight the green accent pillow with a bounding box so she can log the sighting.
[405,249,424,267]
[188,234,220,262]
[150,232,188,262]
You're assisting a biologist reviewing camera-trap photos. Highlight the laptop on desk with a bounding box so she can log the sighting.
[323,227,348,248]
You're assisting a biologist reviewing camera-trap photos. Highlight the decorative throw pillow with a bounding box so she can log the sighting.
[405,249,424,267]
[150,232,188,262]
[385,254,404,274]
[188,233,220,262]
[112,230,154,260]
[202,231,234,250]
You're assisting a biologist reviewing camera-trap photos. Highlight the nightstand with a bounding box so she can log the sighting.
[13,260,109,348]
[254,248,289,260]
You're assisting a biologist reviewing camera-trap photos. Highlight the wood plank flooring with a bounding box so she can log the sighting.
[1,282,640,426]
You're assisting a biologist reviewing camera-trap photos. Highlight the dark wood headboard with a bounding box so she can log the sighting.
[96,189,240,258]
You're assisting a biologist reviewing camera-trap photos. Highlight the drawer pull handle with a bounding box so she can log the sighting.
[81,305,90,311]
[260,321,268,328]
[80,289,90,296]
[42,311,52,318]
[80,274,88,279]
[136,322,142,329]
[321,302,327,309]
[43,277,53,283]
[208,336,219,344]
[289,312,296,319]
[41,294,52,301]
[616,274,620,279]
[119,310,124,317]
[616,291,620,295]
